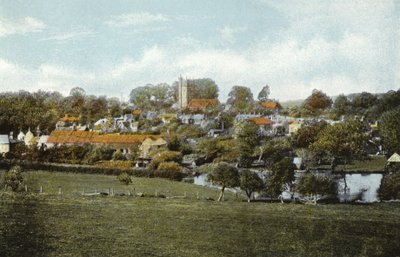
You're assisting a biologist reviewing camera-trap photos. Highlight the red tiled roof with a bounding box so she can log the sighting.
[48,131,160,145]
[188,99,218,110]
[248,117,273,125]
[260,102,279,110]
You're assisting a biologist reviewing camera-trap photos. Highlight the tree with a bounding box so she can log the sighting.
[296,173,337,204]
[266,158,296,202]
[380,107,400,155]
[262,138,293,169]
[303,89,332,111]
[378,172,400,200]
[227,86,255,112]
[257,85,270,102]
[333,94,351,117]
[188,78,219,99]
[208,162,240,201]
[235,121,260,167]
[148,151,182,170]
[310,120,369,171]
[112,149,125,161]
[240,170,264,202]
[1,165,24,192]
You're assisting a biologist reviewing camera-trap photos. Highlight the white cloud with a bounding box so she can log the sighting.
[105,12,170,27]
[0,17,45,37]
[219,26,247,42]
[41,30,96,42]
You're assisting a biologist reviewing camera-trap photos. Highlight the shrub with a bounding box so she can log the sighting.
[153,169,185,181]
[112,149,126,161]
[117,172,133,185]
[157,161,182,172]
[148,151,182,170]
[1,165,24,192]
[378,172,400,200]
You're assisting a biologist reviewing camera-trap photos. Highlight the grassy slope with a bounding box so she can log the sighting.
[0,171,399,257]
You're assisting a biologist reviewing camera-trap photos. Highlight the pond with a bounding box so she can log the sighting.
[194,172,384,203]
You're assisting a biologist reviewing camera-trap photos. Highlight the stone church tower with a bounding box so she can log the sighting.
[178,76,189,110]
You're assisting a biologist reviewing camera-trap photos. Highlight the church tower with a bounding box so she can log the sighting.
[178,75,189,110]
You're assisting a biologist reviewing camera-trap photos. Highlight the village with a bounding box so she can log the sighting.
[0,76,399,204]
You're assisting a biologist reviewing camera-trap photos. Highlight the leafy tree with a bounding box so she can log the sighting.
[167,134,181,151]
[266,158,296,201]
[208,162,240,201]
[1,165,24,192]
[157,161,182,172]
[130,83,174,110]
[333,94,351,117]
[310,120,369,170]
[188,78,219,99]
[262,138,293,169]
[380,107,400,155]
[240,170,264,202]
[227,86,255,112]
[117,172,133,185]
[197,137,238,163]
[112,149,125,161]
[296,173,337,204]
[378,172,400,200]
[303,89,332,112]
[257,85,270,102]
[351,92,378,110]
[235,121,260,167]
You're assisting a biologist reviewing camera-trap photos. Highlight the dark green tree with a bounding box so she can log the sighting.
[296,173,337,204]
[208,162,240,201]
[240,170,264,202]
[380,107,400,155]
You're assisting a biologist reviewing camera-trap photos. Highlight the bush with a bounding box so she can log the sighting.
[148,151,182,170]
[117,172,133,185]
[378,172,400,200]
[112,149,126,161]
[153,169,185,181]
[157,161,182,172]
[1,165,24,192]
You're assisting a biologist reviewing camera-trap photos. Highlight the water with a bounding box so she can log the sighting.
[194,172,384,203]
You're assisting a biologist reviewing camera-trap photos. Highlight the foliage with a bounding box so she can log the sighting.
[208,162,240,201]
[266,158,296,198]
[1,165,24,192]
[187,78,219,100]
[380,107,400,155]
[303,89,332,112]
[117,172,133,185]
[290,121,327,149]
[129,83,174,110]
[240,170,264,202]
[257,85,270,102]
[197,137,238,163]
[112,149,125,161]
[176,125,205,139]
[262,138,293,169]
[227,86,255,112]
[157,161,182,172]
[148,151,182,170]
[296,173,337,204]
[378,172,400,200]
[310,119,370,170]
[235,121,260,167]
[333,94,351,117]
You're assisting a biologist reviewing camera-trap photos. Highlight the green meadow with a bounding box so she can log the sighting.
[0,171,399,257]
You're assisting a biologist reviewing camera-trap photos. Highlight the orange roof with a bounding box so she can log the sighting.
[132,110,141,115]
[59,114,79,123]
[260,101,279,110]
[188,99,218,110]
[248,117,273,125]
[48,130,160,145]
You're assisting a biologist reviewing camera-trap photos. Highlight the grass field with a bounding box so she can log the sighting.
[0,171,399,257]
[310,155,387,173]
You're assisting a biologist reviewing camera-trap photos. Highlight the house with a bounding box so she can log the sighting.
[180,114,207,126]
[140,138,167,158]
[187,99,218,111]
[37,135,53,149]
[0,134,10,155]
[259,101,280,113]
[234,113,262,124]
[24,128,35,146]
[56,114,80,130]
[47,130,164,157]
[247,117,274,136]
[17,130,25,141]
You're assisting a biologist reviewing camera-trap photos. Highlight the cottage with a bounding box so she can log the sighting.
[140,138,167,158]
[158,114,177,124]
[259,101,280,114]
[248,117,273,135]
[0,135,10,154]
[289,120,302,135]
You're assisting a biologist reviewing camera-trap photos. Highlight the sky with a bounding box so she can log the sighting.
[0,0,399,101]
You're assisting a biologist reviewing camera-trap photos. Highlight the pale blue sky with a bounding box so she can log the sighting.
[0,0,399,101]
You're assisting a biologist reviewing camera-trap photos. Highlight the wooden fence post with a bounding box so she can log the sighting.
[40,186,43,193]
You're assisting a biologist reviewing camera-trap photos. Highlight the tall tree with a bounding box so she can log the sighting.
[266,158,296,202]
[303,89,332,111]
[235,121,260,167]
[296,173,337,204]
[333,94,351,117]
[257,85,271,102]
[227,86,255,112]
[208,162,240,201]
